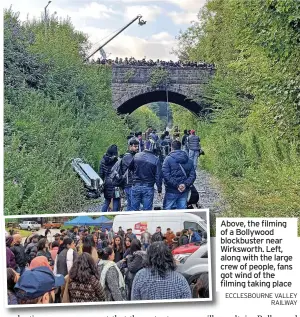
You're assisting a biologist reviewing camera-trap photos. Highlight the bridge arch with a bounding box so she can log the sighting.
[117,89,204,115]
[112,65,215,115]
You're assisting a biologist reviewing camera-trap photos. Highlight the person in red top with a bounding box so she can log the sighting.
[50,241,59,262]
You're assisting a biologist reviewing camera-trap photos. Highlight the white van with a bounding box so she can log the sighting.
[113,212,207,238]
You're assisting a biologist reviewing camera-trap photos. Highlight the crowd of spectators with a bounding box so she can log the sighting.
[91,57,215,68]
[6,225,207,305]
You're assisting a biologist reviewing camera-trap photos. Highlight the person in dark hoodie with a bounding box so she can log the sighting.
[162,140,196,209]
[99,144,120,212]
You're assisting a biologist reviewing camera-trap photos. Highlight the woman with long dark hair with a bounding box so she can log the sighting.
[6,236,16,269]
[113,235,123,263]
[36,238,54,266]
[82,235,98,263]
[99,145,121,212]
[7,268,19,305]
[131,242,191,300]
[124,239,147,300]
[123,237,131,258]
[97,247,126,301]
[93,233,102,250]
[68,253,106,302]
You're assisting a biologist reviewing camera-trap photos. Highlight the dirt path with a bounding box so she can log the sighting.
[84,168,226,216]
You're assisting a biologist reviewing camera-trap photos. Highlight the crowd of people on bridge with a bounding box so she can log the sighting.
[6,224,208,305]
[99,127,204,212]
[92,57,215,68]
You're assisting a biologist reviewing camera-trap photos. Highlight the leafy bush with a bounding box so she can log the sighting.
[4,10,129,214]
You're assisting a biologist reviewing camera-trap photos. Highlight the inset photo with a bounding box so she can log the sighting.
[5,210,211,307]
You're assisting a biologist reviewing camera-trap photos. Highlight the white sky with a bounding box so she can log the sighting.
[3,0,206,60]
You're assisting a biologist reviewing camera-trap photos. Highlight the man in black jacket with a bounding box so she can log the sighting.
[121,138,139,211]
[130,140,163,211]
[11,234,27,275]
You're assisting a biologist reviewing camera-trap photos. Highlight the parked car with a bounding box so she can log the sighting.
[172,242,202,257]
[43,222,62,229]
[19,221,41,231]
[176,243,209,298]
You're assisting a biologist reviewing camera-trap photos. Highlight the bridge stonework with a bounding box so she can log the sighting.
[112,65,215,115]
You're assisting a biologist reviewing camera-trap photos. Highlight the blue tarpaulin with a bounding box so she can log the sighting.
[64,216,97,226]
[93,215,110,224]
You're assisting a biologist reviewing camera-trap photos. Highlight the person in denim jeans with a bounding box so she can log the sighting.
[162,140,196,210]
[99,145,120,212]
[121,138,139,211]
[181,129,189,155]
[187,130,201,169]
[130,140,163,210]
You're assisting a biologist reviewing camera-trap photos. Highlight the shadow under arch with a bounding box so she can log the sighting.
[116,90,204,115]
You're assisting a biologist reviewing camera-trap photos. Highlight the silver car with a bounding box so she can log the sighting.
[176,243,209,298]
[19,221,41,231]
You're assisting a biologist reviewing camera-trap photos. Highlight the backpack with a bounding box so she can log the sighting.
[106,158,127,187]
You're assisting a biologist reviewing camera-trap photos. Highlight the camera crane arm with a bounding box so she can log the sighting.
[85,15,146,61]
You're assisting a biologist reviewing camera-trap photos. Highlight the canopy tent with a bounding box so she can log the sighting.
[93,215,110,225]
[93,216,113,229]
[64,216,96,226]
[101,220,113,230]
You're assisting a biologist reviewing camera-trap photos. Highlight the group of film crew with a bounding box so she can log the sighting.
[99,127,204,212]
[93,57,215,68]
[6,225,208,305]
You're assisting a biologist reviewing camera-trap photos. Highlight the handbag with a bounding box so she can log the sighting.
[61,275,71,303]
[178,164,192,201]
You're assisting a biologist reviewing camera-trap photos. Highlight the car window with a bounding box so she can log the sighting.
[184,221,203,232]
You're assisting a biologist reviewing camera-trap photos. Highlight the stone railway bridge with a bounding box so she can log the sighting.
[112,65,215,115]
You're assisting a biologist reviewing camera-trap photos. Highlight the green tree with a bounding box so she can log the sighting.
[4,10,129,214]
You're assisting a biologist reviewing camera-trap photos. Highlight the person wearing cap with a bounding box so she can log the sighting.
[130,139,163,211]
[188,227,201,243]
[187,129,201,169]
[14,266,65,305]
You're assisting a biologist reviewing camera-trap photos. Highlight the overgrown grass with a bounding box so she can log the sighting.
[172,105,300,234]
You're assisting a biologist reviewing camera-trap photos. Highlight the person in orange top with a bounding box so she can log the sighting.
[164,228,176,248]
